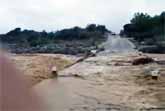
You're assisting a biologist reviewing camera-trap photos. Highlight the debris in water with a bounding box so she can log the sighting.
[143,66,161,80]
[51,66,58,78]
[151,69,160,80]
[132,56,154,65]
[90,50,97,56]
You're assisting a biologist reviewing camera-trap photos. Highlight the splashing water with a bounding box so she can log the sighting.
[99,34,136,55]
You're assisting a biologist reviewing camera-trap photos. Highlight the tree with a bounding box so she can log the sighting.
[122,11,165,46]
[96,25,108,34]
[86,24,97,32]
[7,28,21,36]
[131,13,152,32]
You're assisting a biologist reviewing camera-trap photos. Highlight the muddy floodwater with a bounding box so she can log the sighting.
[31,53,165,111]
[11,36,165,111]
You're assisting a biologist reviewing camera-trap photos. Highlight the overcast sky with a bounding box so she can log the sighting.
[0,0,164,34]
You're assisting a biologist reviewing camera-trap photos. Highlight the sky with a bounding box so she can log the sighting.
[0,0,164,34]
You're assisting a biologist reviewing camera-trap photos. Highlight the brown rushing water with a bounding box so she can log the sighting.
[33,53,165,111]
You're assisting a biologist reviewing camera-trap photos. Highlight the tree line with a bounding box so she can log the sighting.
[121,12,165,44]
[0,24,110,47]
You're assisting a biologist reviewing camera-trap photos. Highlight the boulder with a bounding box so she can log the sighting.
[132,56,155,65]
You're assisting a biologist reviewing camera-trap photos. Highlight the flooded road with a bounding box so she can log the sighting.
[34,54,165,111]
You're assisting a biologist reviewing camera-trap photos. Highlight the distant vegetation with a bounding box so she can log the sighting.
[1,24,110,46]
[121,12,165,53]
[0,24,110,54]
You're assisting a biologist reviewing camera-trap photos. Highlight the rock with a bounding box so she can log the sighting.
[132,56,155,65]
